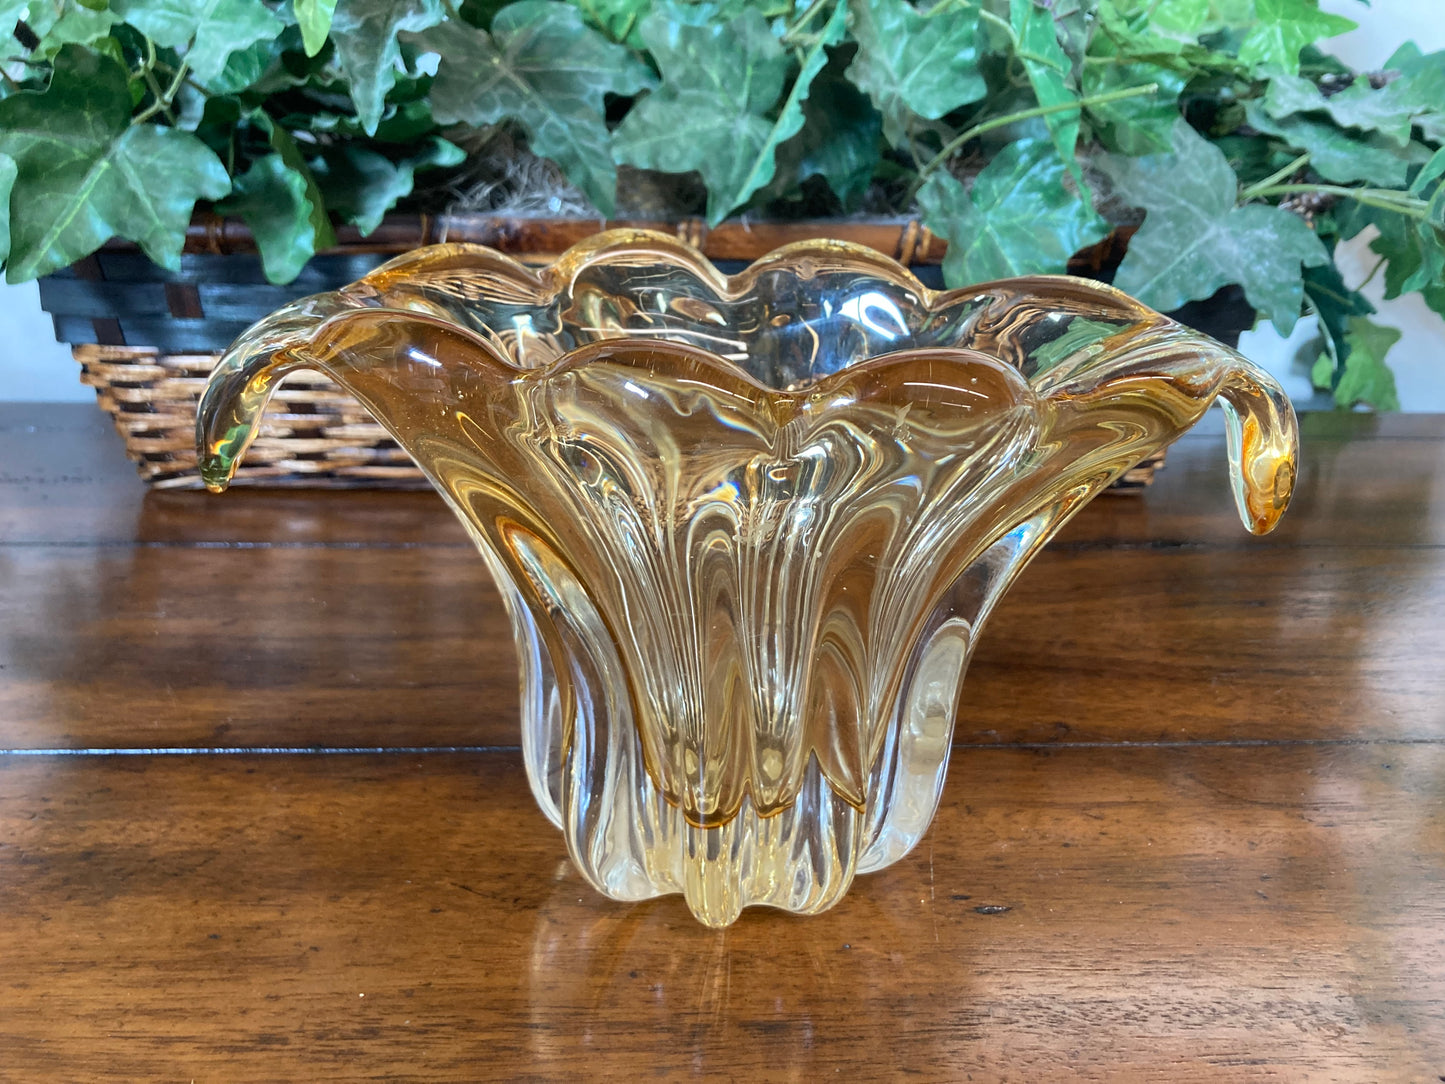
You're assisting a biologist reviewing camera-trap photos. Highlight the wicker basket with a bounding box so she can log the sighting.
[48,214,1209,490]
[75,345,429,488]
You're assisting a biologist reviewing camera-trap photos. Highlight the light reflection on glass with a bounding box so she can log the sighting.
[839,291,909,341]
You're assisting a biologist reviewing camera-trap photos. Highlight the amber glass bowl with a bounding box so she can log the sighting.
[197,230,1297,927]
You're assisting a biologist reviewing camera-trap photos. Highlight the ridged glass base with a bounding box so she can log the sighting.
[504,517,1041,926]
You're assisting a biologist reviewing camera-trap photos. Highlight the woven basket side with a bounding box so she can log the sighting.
[75,344,429,489]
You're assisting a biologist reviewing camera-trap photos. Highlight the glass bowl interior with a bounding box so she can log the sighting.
[340,230,1166,390]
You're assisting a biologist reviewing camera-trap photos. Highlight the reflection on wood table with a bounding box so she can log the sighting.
[1,404,1442,1080]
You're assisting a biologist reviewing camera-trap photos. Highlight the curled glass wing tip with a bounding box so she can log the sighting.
[1218,360,1299,534]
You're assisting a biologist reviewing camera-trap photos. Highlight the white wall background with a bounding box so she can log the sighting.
[1,0,1442,406]
[0,280,84,401]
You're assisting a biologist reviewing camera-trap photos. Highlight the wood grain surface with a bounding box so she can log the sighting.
[1,404,1442,1080]
[1,747,1441,1080]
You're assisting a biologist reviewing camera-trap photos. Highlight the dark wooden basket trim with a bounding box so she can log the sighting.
[38,217,1207,356]
[164,212,961,263]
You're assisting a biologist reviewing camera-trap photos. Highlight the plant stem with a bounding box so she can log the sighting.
[1300,295,1342,393]
[133,98,171,124]
[1245,183,1430,219]
[137,76,174,124]
[160,60,189,105]
[914,83,1159,187]
[135,59,189,125]
[1357,253,1387,292]
[1238,152,1310,200]
[902,116,926,173]
[135,39,178,125]
[975,6,1015,41]
[782,0,830,42]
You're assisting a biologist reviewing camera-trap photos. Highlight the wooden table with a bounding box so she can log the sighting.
[2,404,1442,1081]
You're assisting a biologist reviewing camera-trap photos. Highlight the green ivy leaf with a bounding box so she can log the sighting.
[1244,102,1412,187]
[317,137,464,235]
[331,0,447,136]
[24,1,119,57]
[845,0,987,149]
[1100,119,1328,333]
[1093,1,1185,62]
[217,112,335,284]
[1011,0,1082,181]
[1423,281,1445,320]
[0,152,15,266]
[1314,315,1400,410]
[614,3,825,225]
[200,43,278,96]
[216,156,319,284]
[302,99,441,145]
[769,55,882,209]
[1351,160,1445,304]
[1301,260,1373,379]
[1367,206,1445,302]
[1412,146,1445,199]
[1145,0,1208,40]
[573,0,651,46]
[219,156,321,283]
[456,0,512,30]
[1237,0,1355,77]
[421,1,652,216]
[0,46,230,282]
[1082,58,1186,155]
[1050,0,1092,67]
[1209,0,1266,31]
[1418,115,1445,147]
[198,27,309,95]
[295,0,339,55]
[111,0,285,81]
[190,94,243,159]
[918,140,1110,285]
[1093,0,1244,72]
[1264,74,1415,148]
[1389,47,1445,139]
[1409,48,1445,142]
[1265,48,1445,152]
[724,0,847,216]
[1031,316,1124,373]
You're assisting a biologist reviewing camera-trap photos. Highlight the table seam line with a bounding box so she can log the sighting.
[3,540,1444,552]
[2,737,1443,757]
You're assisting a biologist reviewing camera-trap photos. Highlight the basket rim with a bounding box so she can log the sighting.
[88,210,1135,272]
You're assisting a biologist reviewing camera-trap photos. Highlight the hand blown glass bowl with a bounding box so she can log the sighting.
[197,229,1298,927]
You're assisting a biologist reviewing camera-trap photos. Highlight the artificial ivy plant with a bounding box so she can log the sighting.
[1,0,1441,408]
